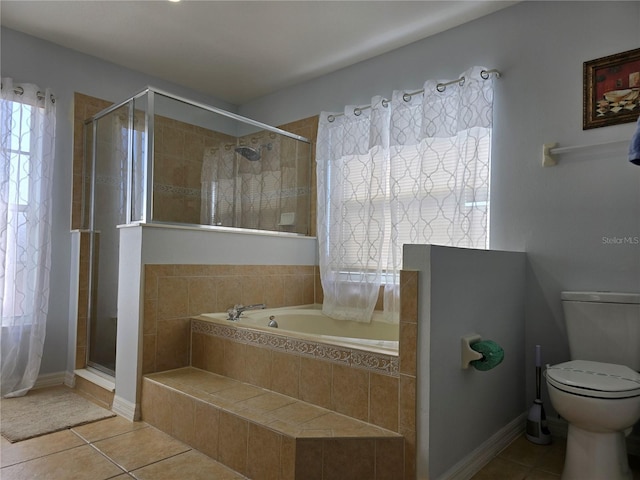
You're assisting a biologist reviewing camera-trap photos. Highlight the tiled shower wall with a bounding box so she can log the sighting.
[153,116,235,225]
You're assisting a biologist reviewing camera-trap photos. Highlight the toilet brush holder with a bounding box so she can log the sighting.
[526,345,552,445]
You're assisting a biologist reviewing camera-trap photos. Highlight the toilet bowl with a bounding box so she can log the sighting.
[545,361,640,479]
[544,292,640,480]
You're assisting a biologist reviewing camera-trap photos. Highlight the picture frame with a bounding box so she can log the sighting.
[583,47,640,130]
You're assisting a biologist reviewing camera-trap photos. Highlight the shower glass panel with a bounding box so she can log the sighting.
[85,101,133,376]
[82,87,311,376]
[151,92,312,234]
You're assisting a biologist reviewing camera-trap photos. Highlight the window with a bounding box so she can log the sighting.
[2,101,37,324]
[337,133,491,272]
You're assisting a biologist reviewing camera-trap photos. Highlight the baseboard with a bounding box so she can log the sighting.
[437,412,527,480]
[112,395,140,422]
[64,370,76,387]
[33,371,67,389]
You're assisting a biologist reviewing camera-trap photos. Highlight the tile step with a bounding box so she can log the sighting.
[142,366,404,479]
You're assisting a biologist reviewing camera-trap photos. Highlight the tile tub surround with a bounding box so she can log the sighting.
[144,263,415,478]
[143,264,316,374]
[190,269,419,479]
[141,367,404,480]
[191,317,399,425]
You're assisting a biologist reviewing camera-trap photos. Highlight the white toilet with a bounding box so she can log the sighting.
[545,291,640,480]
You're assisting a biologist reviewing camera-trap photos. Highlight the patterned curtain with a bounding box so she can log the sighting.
[1,78,56,397]
[201,134,284,230]
[317,66,494,323]
[201,144,237,226]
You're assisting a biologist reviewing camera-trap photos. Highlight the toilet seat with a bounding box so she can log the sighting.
[546,360,640,399]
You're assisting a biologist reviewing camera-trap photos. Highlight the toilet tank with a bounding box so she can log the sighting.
[562,291,640,370]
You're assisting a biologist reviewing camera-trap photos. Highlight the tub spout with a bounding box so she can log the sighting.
[227,303,266,321]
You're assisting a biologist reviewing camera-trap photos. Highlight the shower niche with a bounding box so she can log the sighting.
[80,87,312,376]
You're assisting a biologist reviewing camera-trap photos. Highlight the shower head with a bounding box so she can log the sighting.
[234,146,261,161]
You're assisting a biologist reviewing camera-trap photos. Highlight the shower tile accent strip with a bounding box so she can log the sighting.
[191,319,398,376]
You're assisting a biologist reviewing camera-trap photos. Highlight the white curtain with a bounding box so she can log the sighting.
[201,144,236,226]
[1,78,56,397]
[201,134,284,230]
[317,66,494,323]
[237,135,282,230]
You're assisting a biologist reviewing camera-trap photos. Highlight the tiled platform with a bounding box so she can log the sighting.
[141,367,404,479]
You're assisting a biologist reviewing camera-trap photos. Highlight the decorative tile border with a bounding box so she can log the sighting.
[192,319,398,376]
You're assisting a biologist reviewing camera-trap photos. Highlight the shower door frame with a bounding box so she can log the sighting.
[84,95,140,377]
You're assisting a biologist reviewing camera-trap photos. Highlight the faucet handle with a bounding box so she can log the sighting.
[227,306,240,320]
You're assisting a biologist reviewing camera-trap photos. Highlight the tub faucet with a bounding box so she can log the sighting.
[227,303,266,321]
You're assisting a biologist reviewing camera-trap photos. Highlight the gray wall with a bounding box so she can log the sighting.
[405,245,526,479]
[1,27,238,376]
[239,0,640,407]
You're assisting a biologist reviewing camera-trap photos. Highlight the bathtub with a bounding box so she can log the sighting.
[197,304,399,354]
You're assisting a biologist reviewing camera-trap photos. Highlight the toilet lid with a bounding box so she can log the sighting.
[545,360,640,399]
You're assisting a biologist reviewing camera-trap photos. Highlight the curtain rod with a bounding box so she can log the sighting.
[327,68,500,122]
[1,84,56,104]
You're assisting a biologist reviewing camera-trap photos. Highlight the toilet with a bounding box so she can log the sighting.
[545,291,640,480]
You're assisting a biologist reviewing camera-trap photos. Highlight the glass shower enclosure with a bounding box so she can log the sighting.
[82,87,312,376]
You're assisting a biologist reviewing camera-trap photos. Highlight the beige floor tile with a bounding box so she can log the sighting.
[0,444,124,480]
[498,435,549,467]
[92,426,190,471]
[471,456,530,480]
[525,469,561,480]
[72,416,147,443]
[1,429,86,467]
[534,439,566,475]
[130,450,245,479]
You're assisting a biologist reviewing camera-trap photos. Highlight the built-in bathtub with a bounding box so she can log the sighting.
[186,272,418,477]
[197,304,399,354]
[190,302,404,429]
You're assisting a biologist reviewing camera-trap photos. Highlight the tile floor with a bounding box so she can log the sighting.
[1,412,639,479]
[471,433,640,480]
[1,416,246,479]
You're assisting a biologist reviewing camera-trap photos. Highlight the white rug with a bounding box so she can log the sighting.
[1,386,115,443]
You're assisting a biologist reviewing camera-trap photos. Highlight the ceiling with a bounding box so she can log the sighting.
[1,1,516,105]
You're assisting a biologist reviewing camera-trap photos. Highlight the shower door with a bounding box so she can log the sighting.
[85,103,132,376]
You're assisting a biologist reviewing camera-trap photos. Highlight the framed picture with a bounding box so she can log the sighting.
[583,47,640,129]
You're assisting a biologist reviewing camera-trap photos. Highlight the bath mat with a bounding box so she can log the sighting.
[0,386,115,443]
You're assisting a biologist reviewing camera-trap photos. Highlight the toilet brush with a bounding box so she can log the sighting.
[526,345,552,445]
